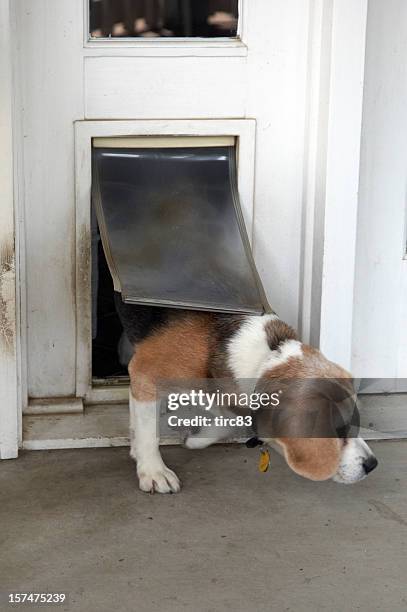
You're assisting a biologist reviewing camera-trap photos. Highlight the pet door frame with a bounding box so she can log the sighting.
[75,119,256,404]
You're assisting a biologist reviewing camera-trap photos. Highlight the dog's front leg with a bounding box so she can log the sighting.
[129,391,181,494]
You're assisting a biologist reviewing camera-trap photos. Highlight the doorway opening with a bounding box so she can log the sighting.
[91,221,129,381]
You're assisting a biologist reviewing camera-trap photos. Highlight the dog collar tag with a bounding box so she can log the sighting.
[258,449,270,473]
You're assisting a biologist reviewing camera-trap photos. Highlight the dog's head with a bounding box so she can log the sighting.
[274,436,378,484]
[255,339,378,484]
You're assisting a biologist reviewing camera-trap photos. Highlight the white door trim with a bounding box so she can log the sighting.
[352,0,407,385]
[300,0,368,371]
[0,0,20,458]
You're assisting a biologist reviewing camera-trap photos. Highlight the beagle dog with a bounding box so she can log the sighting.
[115,297,378,494]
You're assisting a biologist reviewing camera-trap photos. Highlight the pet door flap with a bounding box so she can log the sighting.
[92,141,269,314]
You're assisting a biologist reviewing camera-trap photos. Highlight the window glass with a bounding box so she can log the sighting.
[89,0,239,39]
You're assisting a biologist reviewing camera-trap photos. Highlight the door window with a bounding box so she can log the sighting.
[89,0,239,39]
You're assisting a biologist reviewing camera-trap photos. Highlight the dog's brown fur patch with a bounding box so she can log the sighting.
[129,313,214,401]
[264,318,297,350]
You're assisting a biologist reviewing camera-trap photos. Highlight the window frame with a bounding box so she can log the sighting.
[83,0,248,57]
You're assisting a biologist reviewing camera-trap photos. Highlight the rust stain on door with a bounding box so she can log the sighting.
[0,241,16,355]
[77,224,92,347]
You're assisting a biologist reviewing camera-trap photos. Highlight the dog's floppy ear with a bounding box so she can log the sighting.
[254,377,355,440]
[254,377,355,481]
[275,437,341,481]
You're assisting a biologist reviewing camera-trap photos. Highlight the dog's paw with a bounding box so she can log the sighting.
[184,435,213,450]
[137,463,181,494]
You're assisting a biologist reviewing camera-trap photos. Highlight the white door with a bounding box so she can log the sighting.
[352,0,407,392]
[15,0,310,447]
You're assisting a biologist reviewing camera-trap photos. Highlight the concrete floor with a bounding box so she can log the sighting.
[1,442,406,612]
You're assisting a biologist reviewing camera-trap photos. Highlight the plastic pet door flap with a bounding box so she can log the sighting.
[92,137,269,314]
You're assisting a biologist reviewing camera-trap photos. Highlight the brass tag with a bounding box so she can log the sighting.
[258,449,270,473]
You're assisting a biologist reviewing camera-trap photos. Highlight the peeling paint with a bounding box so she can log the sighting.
[77,224,92,347]
[0,241,16,355]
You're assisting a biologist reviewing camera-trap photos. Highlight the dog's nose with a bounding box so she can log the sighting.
[363,456,378,475]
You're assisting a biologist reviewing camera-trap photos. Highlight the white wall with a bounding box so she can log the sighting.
[352,0,407,387]
[0,0,19,458]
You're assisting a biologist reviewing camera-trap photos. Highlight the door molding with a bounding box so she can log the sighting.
[0,0,20,458]
[300,0,368,371]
